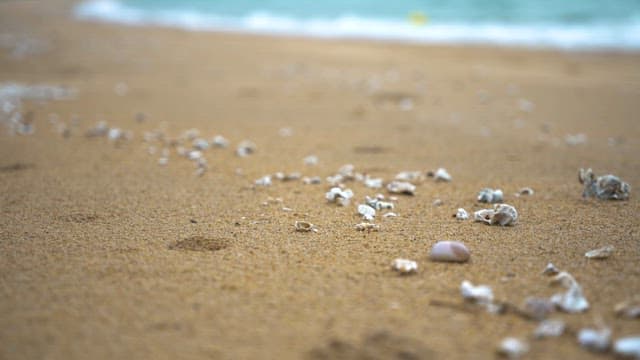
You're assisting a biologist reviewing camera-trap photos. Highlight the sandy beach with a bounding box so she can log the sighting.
[1,1,639,359]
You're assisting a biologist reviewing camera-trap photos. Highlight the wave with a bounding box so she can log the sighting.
[75,0,640,51]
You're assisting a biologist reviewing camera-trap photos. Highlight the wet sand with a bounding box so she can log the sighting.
[1,1,639,359]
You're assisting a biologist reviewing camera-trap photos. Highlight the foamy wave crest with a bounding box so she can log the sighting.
[75,0,640,51]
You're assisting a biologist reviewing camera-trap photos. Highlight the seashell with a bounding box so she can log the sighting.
[454,208,469,220]
[211,135,229,148]
[433,167,452,182]
[474,204,518,226]
[325,187,354,206]
[395,171,423,181]
[550,271,589,313]
[524,297,555,320]
[614,337,640,359]
[364,177,383,189]
[365,196,394,210]
[387,181,416,195]
[498,337,529,359]
[585,245,614,259]
[391,258,418,274]
[157,157,168,166]
[188,150,203,160]
[192,138,209,150]
[303,155,318,166]
[274,172,301,181]
[295,221,318,233]
[534,319,565,338]
[432,199,443,206]
[254,175,272,186]
[236,140,256,157]
[579,168,630,200]
[357,204,376,221]
[477,188,503,203]
[108,128,122,141]
[383,212,398,218]
[578,327,611,352]
[614,298,640,319]
[302,176,322,185]
[460,280,493,304]
[429,241,470,263]
[542,263,559,276]
[515,187,534,197]
[354,222,380,231]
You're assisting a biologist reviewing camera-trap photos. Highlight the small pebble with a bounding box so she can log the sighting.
[303,155,318,166]
[433,167,452,182]
[430,241,470,263]
[515,187,534,197]
[391,258,418,274]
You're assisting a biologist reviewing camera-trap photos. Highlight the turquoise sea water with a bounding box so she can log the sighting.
[75,0,640,50]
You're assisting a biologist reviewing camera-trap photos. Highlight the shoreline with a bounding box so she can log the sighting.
[1,1,639,359]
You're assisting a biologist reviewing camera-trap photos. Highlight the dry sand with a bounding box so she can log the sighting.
[1,1,639,359]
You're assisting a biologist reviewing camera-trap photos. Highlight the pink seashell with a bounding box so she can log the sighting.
[429,241,470,263]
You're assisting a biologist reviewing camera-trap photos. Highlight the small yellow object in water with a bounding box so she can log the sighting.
[408,11,428,26]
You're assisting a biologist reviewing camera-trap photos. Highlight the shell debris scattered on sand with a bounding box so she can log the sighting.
[477,188,504,203]
[325,187,354,206]
[294,221,318,233]
[550,271,589,313]
[391,258,418,274]
[614,337,640,359]
[534,319,566,338]
[578,326,611,352]
[429,241,470,263]
[579,168,631,200]
[454,208,469,220]
[355,222,380,231]
[498,337,529,359]
[585,245,614,259]
[474,204,518,226]
[357,204,376,221]
[386,181,416,195]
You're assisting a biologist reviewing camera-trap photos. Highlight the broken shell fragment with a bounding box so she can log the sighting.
[615,298,640,319]
[455,208,469,220]
[477,188,503,203]
[550,271,589,313]
[534,319,565,338]
[294,221,318,233]
[365,196,394,210]
[357,204,376,221]
[364,177,383,189]
[474,204,518,226]
[355,222,380,231]
[325,187,354,206]
[432,167,452,182]
[395,171,423,182]
[236,140,256,157]
[391,258,418,274]
[578,327,611,352]
[254,175,272,186]
[614,337,640,359]
[429,241,470,263]
[461,280,493,305]
[211,135,229,148]
[498,337,529,359]
[542,263,560,276]
[515,187,534,197]
[579,168,631,200]
[585,245,614,259]
[387,181,416,195]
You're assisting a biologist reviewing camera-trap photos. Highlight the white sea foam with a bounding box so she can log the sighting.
[75,0,640,51]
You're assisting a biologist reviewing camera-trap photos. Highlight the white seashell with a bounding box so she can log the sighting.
[477,188,503,203]
[474,204,518,226]
[294,221,318,233]
[387,181,416,195]
[236,140,256,157]
[550,271,589,313]
[585,245,614,259]
[188,150,202,160]
[395,171,423,181]
[460,280,493,304]
[254,175,272,186]
[357,204,376,221]
[614,337,640,359]
[365,196,394,210]
[211,135,229,148]
[430,241,470,263]
[542,263,560,276]
[455,208,469,220]
[303,155,318,166]
[192,138,209,150]
[578,327,611,352]
[108,128,122,141]
[534,319,565,338]
[498,337,529,359]
[433,168,452,182]
[325,187,354,206]
[354,222,380,231]
[383,212,398,218]
[391,258,418,274]
[338,164,355,177]
[364,177,383,189]
[579,168,630,200]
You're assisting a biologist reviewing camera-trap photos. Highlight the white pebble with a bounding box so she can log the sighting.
[303,155,318,166]
[477,188,503,203]
[357,204,376,221]
[614,337,640,359]
[325,187,354,206]
[433,167,452,182]
[455,208,469,220]
[254,175,272,186]
[498,337,529,359]
[391,258,418,274]
[211,135,229,148]
[354,222,379,231]
[430,241,470,263]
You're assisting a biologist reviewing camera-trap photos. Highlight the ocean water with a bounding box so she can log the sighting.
[75,0,640,50]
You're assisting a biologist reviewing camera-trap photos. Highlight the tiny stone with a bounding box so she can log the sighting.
[430,241,470,263]
[433,167,452,182]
